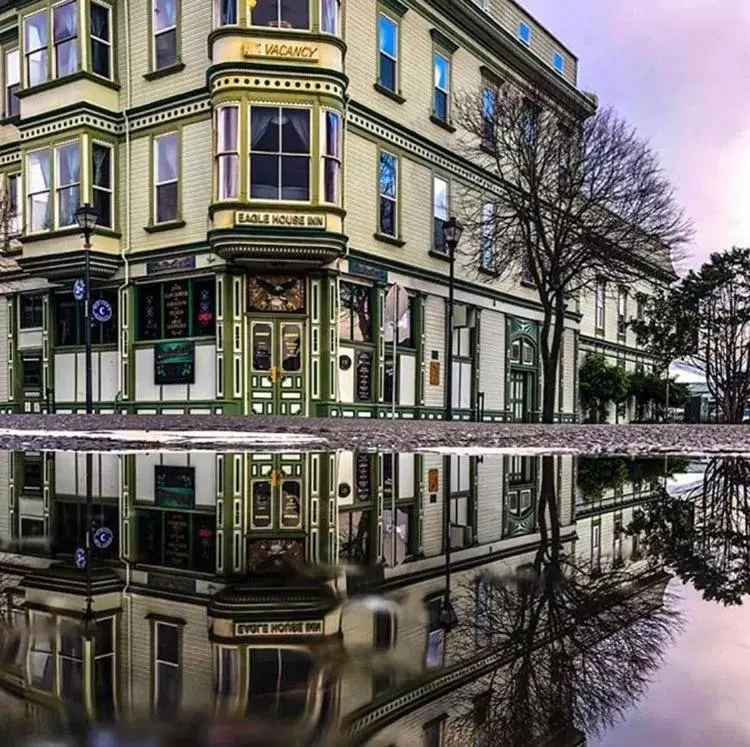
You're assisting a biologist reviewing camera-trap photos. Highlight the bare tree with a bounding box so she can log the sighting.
[451,457,682,745]
[0,183,21,255]
[455,84,692,422]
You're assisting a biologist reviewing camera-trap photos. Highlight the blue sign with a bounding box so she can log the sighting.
[75,547,87,569]
[92,299,113,323]
[93,526,114,550]
[73,279,85,301]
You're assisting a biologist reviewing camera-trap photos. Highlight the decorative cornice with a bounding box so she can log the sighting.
[430,28,459,54]
[380,0,409,17]
[18,249,120,281]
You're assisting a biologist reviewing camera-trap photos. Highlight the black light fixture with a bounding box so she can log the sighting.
[75,203,99,415]
[442,216,463,422]
[76,202,98,244]
[439,595,458,632]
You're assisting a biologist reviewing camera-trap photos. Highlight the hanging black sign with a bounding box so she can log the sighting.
[355,350,373,402]
[164,511,190,568]
[155,465,196,508]
[355,453,371,502]
[164,279,190,338]
[281,481,301,527]
[155,341,195,385]
[252,481,272,528]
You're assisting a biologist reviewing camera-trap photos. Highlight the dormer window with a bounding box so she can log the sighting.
[553,51,565,75]
[518,21,531,46]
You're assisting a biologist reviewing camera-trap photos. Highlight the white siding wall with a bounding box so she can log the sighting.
[423,296,445,409]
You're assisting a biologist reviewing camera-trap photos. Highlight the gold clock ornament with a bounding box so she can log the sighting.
[248,276,305,313]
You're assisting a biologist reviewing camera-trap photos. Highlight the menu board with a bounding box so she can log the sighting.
[193,515,216,574]
[281,481,301,527]
[155,465,195,508]
[164,511,190,568]
[355,453,371,502]
[355,351,373,402]
[155,341,195,385]
[164,280,189,338]
[252,324,272,372]
[252,481,272,528]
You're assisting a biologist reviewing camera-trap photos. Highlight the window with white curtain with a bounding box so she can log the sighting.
[321,0,340,34]
[153,0,178,70]
[90,2,112,78]
[250,107,311,201]
[7,172,21,235]
[216,105,239,200]
[154,133,179,223]
[24,11,49,86]
[323,111,341,204]
[26,149,51,232]
[53,1,78,77]
[215,0,237,25]
[250,0,309,29]
[92,143,113,228]
[55,141,80,227]
[5,49,19,117]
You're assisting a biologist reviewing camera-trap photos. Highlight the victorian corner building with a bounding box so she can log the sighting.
[0,0,667,422]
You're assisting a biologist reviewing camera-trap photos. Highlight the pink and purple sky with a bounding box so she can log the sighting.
[523,0,750,270]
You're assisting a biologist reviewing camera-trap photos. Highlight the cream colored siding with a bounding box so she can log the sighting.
[0,294,8,402]
[476,455,504,544]
[422,295,445,409]
[478,308,505,412]
[0,452,9,541]
[421,453,443,556]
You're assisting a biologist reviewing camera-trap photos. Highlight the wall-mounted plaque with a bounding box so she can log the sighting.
[247,538,305,571]
[356,453,371,502]
[146,256,196,276]
[155,465,195,508]
[429,361,441,386]
[155,341,195,385]
[163,279,190,338]
[355,350,373,402]
[252,481,272,528]
[164,511,190,569]
[281,481,302,527]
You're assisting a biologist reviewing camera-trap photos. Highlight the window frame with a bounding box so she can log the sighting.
[51,0,79,80]
[19,294,44,330]
[90,0,113,80]
[553,50,565,75]
[26,146,52,234]
[152,130,181,226]
[322,108,342,205]
[215,104,240,201]
[23,8,50,88]
[432,174,449,252]
[91,139,114,229]
[152,0,180,72]
[53,287,118,346]
[54,138,81,228]
[150,616,184,719]
[595,280,605,332]
[377,10,400,96]
[249,0,311,31]
[4,47,20,119]
[432,50,451,124]
[6,171,22,236]
[248,104,312,203]
[377,148,399,239]
[518,20,531,46]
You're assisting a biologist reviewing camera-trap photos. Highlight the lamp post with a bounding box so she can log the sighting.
[442,217,463,422]
[75,203,98,415]
[75,203,98,646]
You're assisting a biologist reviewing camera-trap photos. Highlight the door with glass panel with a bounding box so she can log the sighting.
[249,320,305,415]
[509,370,535,423]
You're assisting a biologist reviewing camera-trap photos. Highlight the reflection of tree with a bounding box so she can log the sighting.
[454,457,682,746]
[339,511,370,564]
[630,457,750,606]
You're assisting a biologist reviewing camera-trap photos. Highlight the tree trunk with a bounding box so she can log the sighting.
[539,301,566,424]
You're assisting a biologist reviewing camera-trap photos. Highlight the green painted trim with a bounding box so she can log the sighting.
[429,28,458,55]
[144,62,185,81]
[379,0,408,17]
[16,70,120,99]
[206,60,348,87]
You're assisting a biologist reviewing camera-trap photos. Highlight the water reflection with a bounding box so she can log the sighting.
[0,449,697,745]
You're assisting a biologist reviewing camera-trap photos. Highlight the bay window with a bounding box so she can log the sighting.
[90,2,111,78]
[26,148,51,232]
[154,132,179,224]
[246,649,313,720]
[7,173,22,235]
[153,0,178,70]
[250,106,311,201]
[321,0,340,34]
[251,0,309,30]
[215,0,237,26]
[378,150,398,237]
[29,615,53,691]
[24,11,49,87]
[53,1,78,78]
[323,111,341,204]
[92,143,113,228]
[5,49,19,118]
[216,105,239,200]
[55,140,80,227]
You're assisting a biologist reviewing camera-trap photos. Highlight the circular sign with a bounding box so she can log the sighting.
[339,354,352,371]
[93,526,114,550]
[73,279,86,301]
[92,299,113,323]
[338,483,351,499]
[75,547,87,569]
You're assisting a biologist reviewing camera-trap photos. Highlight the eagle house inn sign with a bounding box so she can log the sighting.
[235,211,327,229]
[234,620,324,637]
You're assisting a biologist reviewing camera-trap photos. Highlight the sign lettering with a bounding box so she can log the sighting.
[235,211,327,229]
[235,620,324,637]
[242,41,320,61]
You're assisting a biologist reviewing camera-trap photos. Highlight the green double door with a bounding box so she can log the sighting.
[509,369,536,423]
[249,319,306,416]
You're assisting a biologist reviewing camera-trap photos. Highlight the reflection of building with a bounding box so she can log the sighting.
[0,0,662,424]
[0,448,664,743]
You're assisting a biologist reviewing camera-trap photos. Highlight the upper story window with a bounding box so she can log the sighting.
[321,0,340,34]
[5,49,20,117]
[56,141,80,227]
[90,2,112,78]
[20,295,43,329]
[216,105,239,200]
[24,11,50,87]
[153,0,178,70]
[92,143,113,229]
[482,84,496,149]
[617,286,627,336]
[215,0,237,26]
[553,51,565,75]
[433,176,448,252]
[595,280,605,330]
[251,0,309,29]
[6,173,22,235]
[250,106,311,201]
[433,52,450,123]
[53,1,78,77]
[481,202,494,270]
[378,150,398,237]
[518,20,531,46]
[378,13,399,94]
[153,132,180,223]
[27,148,52,232]
[323,111,341,204]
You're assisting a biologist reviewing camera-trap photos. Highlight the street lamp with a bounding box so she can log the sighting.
[75,203,98,415]
[442,217,463,422]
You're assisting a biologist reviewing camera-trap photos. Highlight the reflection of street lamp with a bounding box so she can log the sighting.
[75,203,98,415]
[442,217,463,422]
[440,454,458,633]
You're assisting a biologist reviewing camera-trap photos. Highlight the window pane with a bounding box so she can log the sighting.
[277,650,313,719]
[247,648,278,716]
[380,197,395,236]
[6,48,19,85]
[217,648,239,696]
[379,15,397,57]
[321,0,338,33]
[156,134,179,182]
[53,2,78,77]
[55,298,78,345]
[250,153,279,199]
[434,90,448,121]
[325,112,340,158]
[324,159,340,204]
[156,182,178,223]
[281,155,309,200]
[53,2,77,42]
[251,107,279,152]
[138,283,162,340]
[218,155,239,199]
[217,0,237,24]
[154,0,176,31]
[434,53,449,91]
[91,3,110,41]
[433,178,448,219]
[252,0,277,27]
[379,55,396,92]
[92,144,111,189]
[29,650,53,690]
[94,656,115,720]
[95,618,114,656]
[192,277,215,337]
[282,109,310,154]
[280,0,309,29]
[91,39,110,78]
[155,29,177,69]
[379,153,396,198]
[156,662,180,719]
[157,623,179,663]
[217,106,238,151]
